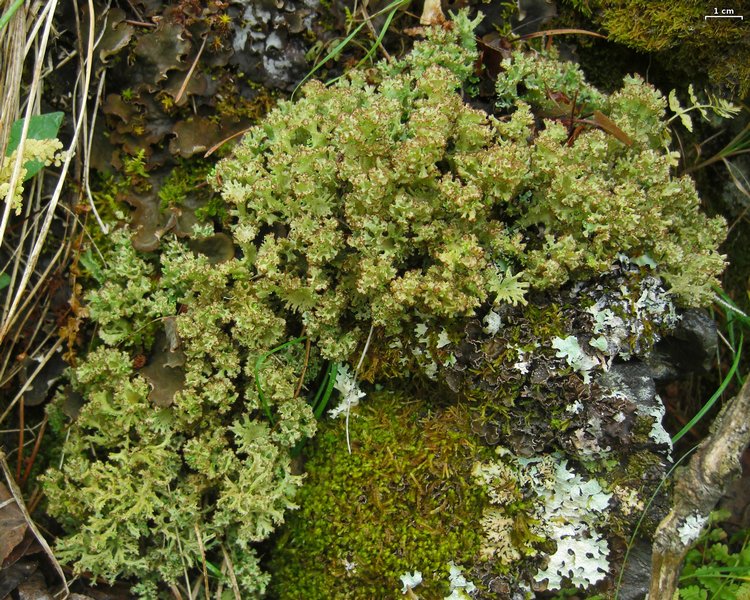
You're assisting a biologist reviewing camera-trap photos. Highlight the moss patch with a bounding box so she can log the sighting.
[268,392,493,598]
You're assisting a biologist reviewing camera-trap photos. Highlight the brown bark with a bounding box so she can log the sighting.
[649,376,750,599]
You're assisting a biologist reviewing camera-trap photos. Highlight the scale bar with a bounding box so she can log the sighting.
[704,15,744,19]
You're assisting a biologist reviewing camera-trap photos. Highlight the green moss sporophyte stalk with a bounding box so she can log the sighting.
[42,9,725,599]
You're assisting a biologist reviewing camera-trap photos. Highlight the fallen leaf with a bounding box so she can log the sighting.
[0,482,27,566]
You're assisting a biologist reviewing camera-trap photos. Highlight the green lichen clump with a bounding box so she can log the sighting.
[215,14,530,359]
[215,16,724,363]
[268,393,492,599]
[43,231,318,598]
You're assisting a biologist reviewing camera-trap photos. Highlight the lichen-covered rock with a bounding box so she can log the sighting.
[268,268,677,598]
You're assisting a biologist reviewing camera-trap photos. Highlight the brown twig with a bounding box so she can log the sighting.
[21,414,48,486]
[649,376,750,598]
[16,396,24,481]
[294,337,312,398]
[194,523,210,600]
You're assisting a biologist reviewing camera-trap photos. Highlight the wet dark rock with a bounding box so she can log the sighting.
[648,309,719,380]
[0,562,37,599]
[229,0,319,91]
[600,363,658,415]
[617,541,652,600]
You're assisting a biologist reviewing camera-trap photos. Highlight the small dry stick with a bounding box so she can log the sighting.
[293,336,312,398]
[220,544,242,600]
[16,396,24,481]
[22,414,48,485]
[175,35,207,104]
[194,523,210,600]
[649,376,750,599]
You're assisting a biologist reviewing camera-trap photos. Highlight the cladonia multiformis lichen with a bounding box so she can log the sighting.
[43,9,725,598]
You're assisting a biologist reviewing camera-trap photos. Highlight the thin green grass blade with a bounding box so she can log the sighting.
[314,362,338,419]
[293,24,367,98]
[255,336,307,424]
[714,287,750,326]
[291,0,408,98]
[671,333,743,445]
[205,560,223,578]
[614,444,700,600]
[324,0,404,88]
[0,0,24,32]
[309,361,331,407]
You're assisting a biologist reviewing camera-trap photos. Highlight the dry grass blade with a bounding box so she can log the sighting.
[0,0,68,397]
[516,28,607,41]
[194,523,210,600]
[176,35,207,104]
[0,448,69,596]
[220,545,241,600]
[0,0,90,339]
[0,0,24,157]
[0,0,96,425]
[0,0,58,248]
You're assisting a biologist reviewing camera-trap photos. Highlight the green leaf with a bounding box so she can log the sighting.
[6,112,64,181]
[680,111,694,133]
[668,89,682,114]
[0,271,10,291]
